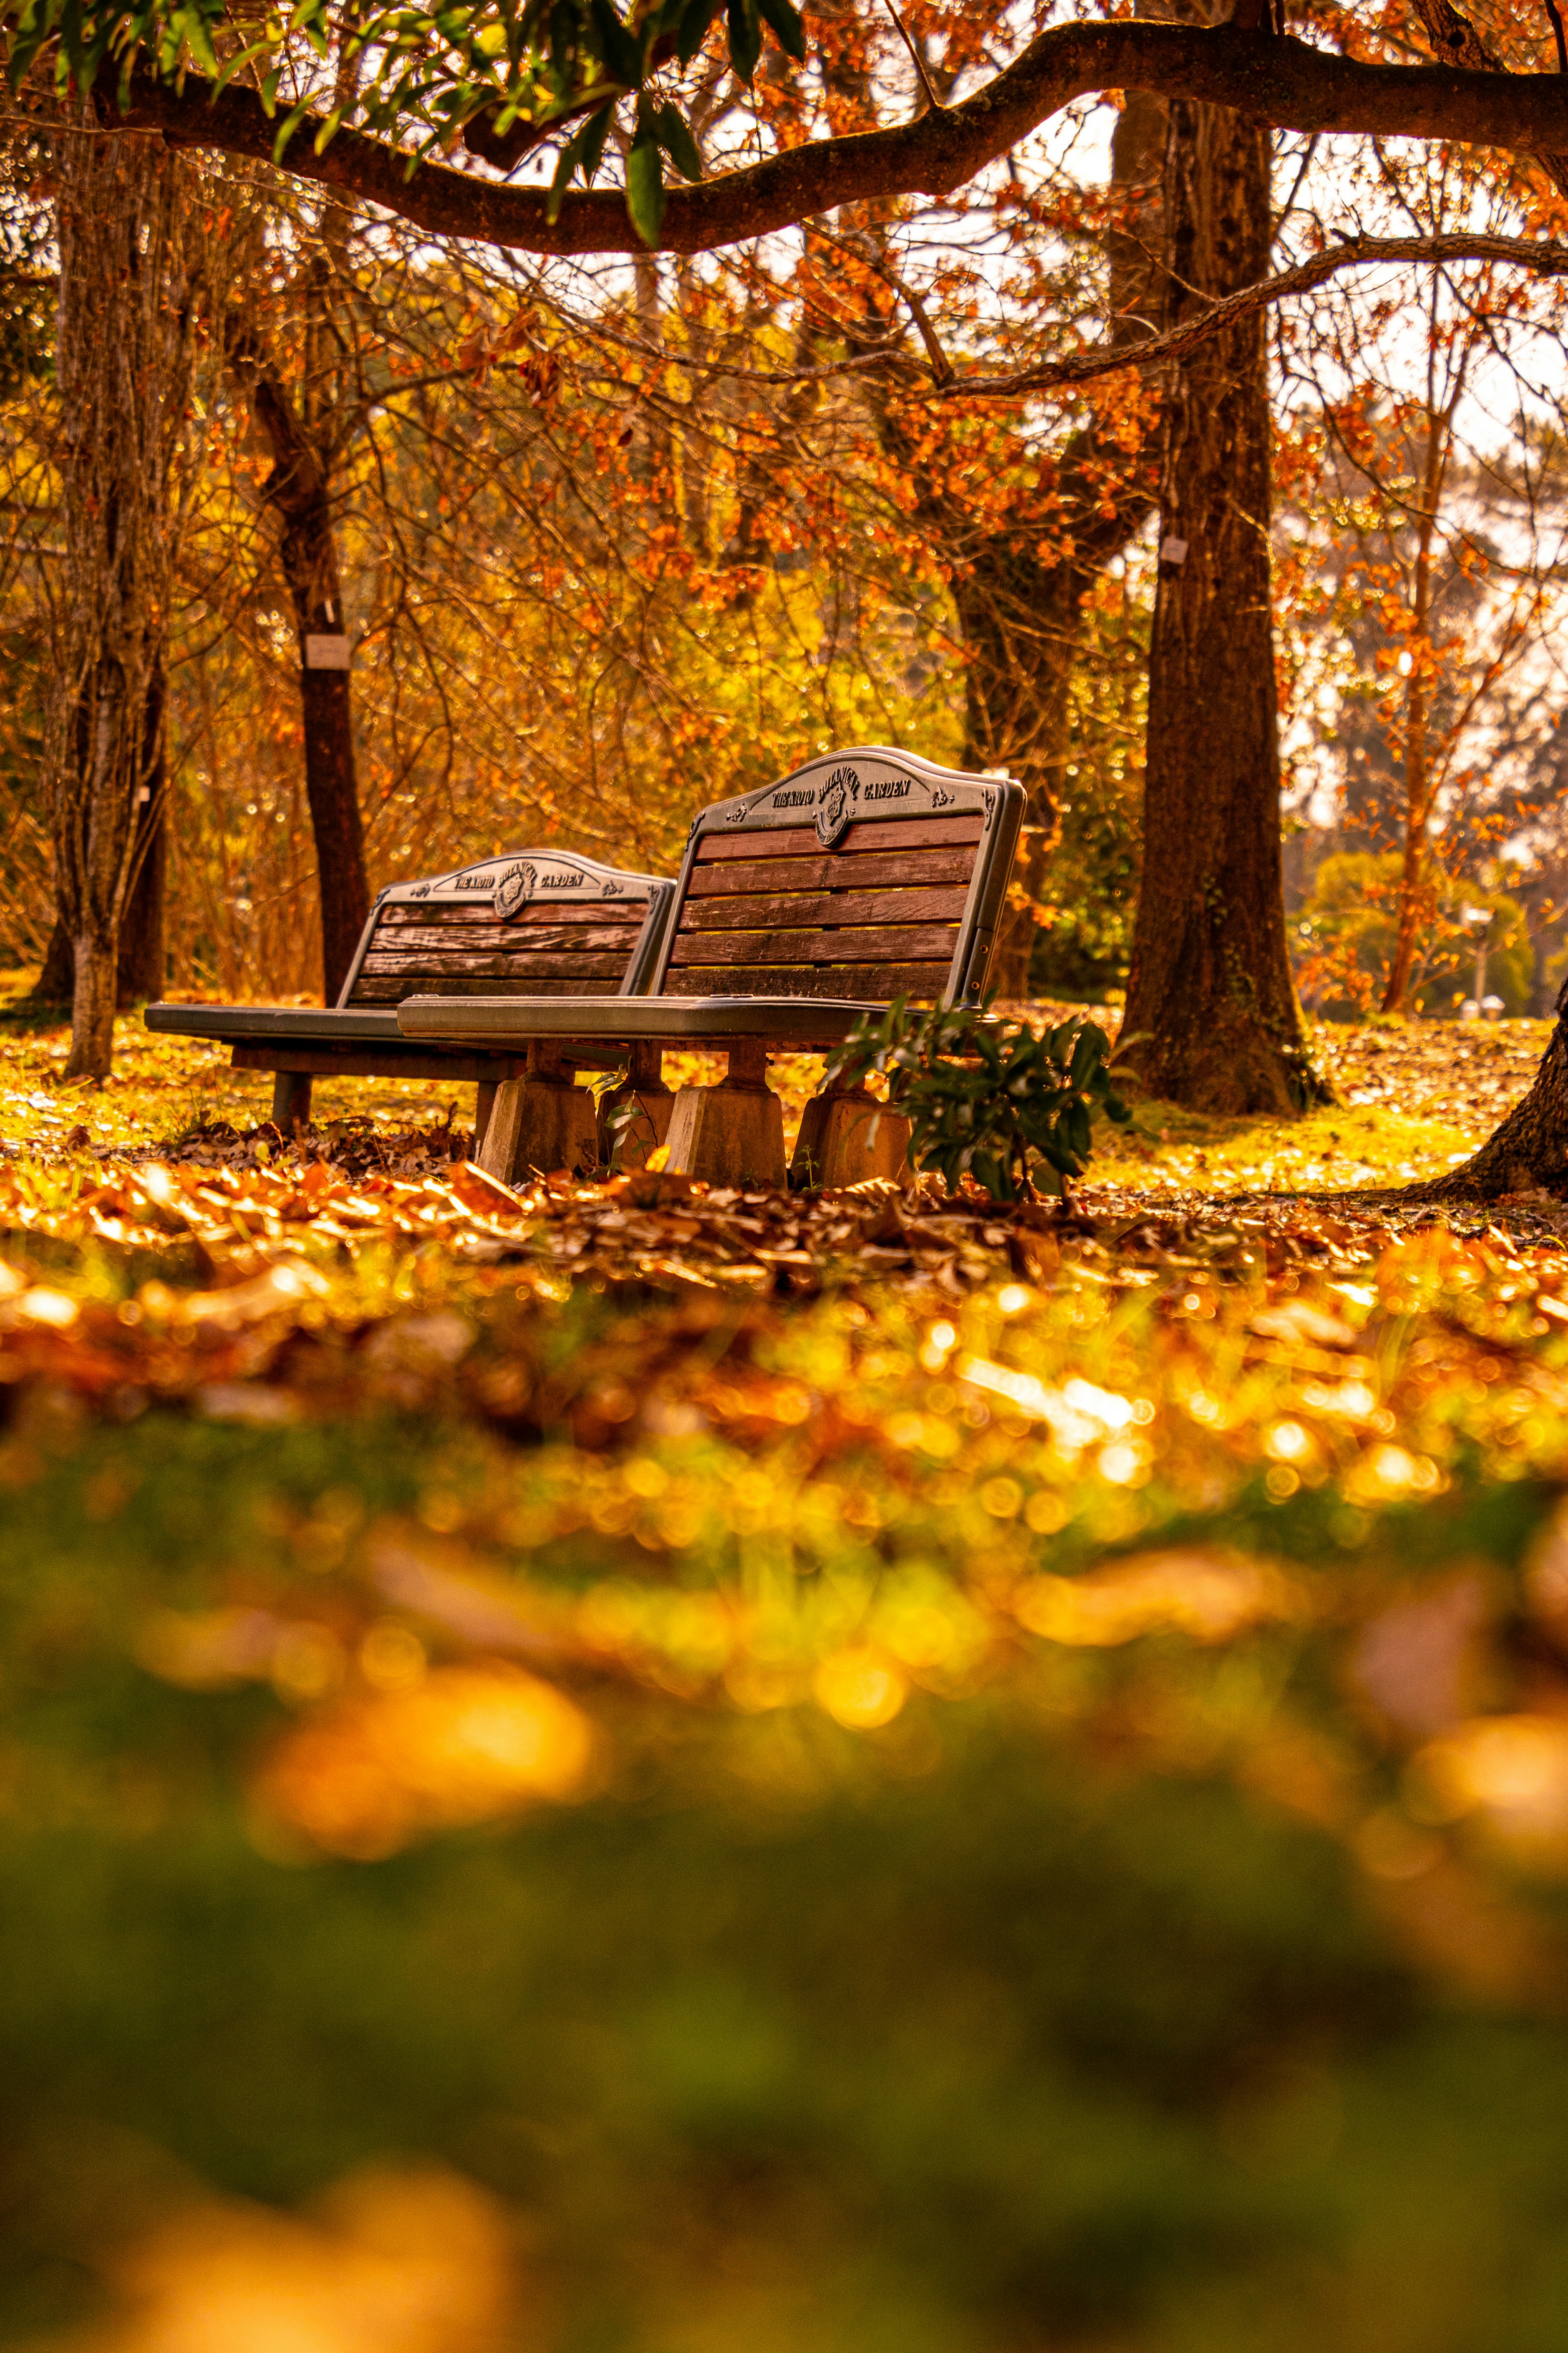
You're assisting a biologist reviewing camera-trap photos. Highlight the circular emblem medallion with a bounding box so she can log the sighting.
[493,860,537,919]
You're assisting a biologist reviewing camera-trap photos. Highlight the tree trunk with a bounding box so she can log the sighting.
[226,321,369,1004]
[116,785,167,1002]
[299,664,366,1003]
[33,668,167,1008]
[1432,1003,1568,1197]
[114,660,169,1003]
[49,120,198,1078]
[30,916,72,1005]
[1120,94,1321,1113]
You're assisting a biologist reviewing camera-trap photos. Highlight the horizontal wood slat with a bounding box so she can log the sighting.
[695,815,983,862]
[351,972,626,1004]
[361,955,626,982]
[686,848,976,899]
[670,923,959,969]
[679,885,970,934]
[664,961,951,1002]
[377,898,647,930]
[365,921,643,957]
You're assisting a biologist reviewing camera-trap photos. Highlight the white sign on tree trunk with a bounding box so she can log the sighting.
[304,634,352,671]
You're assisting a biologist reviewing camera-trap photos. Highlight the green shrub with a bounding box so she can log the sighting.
[823,997,1132,1201]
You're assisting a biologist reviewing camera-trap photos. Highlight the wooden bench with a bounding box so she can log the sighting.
[145,850,676,1147]
[395,749,1023,1188]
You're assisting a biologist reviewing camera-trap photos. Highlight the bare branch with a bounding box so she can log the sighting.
[879,0,946,118]
[922,232,1568,403]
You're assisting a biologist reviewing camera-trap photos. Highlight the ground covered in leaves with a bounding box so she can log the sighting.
[8,987,1568,2351]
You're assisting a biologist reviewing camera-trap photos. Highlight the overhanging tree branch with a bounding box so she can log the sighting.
[98,26,1568,257]
[921,232,1568,401]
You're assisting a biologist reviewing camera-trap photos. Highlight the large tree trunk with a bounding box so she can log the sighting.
[226,320,368,1004]
[1434,977,1568,1198]
[115,707,168,1003]
[1437,1028,1568,1196]
[31,810,162,1008]
[1120,95,1321,1113]
[50,123,198,1077]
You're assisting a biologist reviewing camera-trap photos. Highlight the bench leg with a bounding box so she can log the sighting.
[664,1039,786,1189]
[473,1081,499,1158]
[270,1071,312,1133]
[791,1085,912,1191]
[597,1041,673,1172]
[478,1056,598,1187]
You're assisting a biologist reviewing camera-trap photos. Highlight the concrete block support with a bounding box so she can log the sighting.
[478,1046,598,1185]
[474,1081,499,1159]
[790,1087,912,1190]
[664,1040,786,1188]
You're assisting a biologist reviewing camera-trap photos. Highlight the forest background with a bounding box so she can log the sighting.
[8,0,1568,1033]
[10,4,1568,2350]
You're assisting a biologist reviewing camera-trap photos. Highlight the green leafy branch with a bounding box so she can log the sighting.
[2,0,805,241]
[824,998,1134,1204]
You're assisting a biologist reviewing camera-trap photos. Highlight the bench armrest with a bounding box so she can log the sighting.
[146,1004,414,1046]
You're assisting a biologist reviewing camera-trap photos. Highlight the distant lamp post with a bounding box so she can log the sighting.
[1459,903,1494,1019]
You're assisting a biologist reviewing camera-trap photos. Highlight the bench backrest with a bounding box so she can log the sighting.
[338,851,675,1008]
[654,749,1023,1007]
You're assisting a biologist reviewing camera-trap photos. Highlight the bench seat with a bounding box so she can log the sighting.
[145,850,675,1140]
[398,749,1023,1188]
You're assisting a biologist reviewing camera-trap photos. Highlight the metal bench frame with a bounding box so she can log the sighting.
[397,748,1024,1187]
[145,849,676,1142]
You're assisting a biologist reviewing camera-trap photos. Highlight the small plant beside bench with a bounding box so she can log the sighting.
[823,1000,1132,1201]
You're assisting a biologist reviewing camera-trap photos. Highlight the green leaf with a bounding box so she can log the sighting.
[587,0,641,84]
[272,95,315,160]
[1068,1024,1106,1089]
[676,0,723,63]
[211,38,275,98]
[753,0,804,62]
[577,96,612,180]
[546,0,574,78]
[726,0,760,81]
[542,98,613,217]
[653,100,702,181]
[626,127,664,244]
[545,127,579,219]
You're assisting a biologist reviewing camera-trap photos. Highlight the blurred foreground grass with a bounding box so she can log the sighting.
[3,989,1568,2350]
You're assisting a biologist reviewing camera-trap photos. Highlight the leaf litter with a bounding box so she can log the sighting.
[5,1000,1568,1992]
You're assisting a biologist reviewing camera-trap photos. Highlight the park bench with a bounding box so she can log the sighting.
[145,850,676,1148]
[396,747,1023,1189]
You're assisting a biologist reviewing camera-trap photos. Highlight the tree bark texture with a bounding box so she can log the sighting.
[115,671,169,1003]
[1121,96,1320,1113]
[225,321,368,1004]
[1432,986,1568,1198]
[51,120,200,1077]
